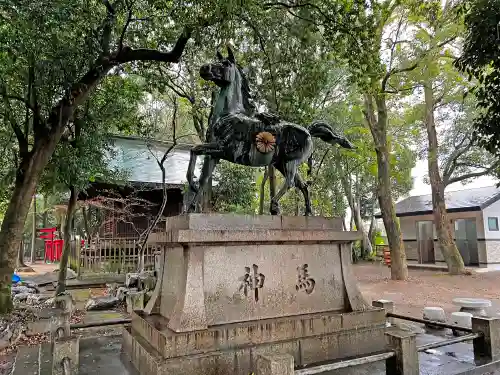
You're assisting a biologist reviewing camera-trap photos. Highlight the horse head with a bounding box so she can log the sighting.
[199,46,237,87]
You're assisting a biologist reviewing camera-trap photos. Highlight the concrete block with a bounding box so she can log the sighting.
[53,293,74,314]
[386,330,419,375]
[49,313,70,342]
[452,312,473,327]
[127,291,145,314]
[472,316,500,363]
[423,307,446,329]
[452,312,473,337]
[52,336,79,375]
[256,354,294,375]
[372,299,394,325]
[372,300,394,314]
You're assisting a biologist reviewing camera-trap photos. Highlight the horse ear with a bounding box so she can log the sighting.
[216,50,224,60]
[227,46,235,63]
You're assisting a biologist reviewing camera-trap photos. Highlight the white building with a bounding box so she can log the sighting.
[375,186,500,267]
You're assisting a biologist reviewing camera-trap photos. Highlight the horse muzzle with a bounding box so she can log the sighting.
[200,65,213,80]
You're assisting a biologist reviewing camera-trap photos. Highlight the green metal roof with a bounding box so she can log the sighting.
[108,135,198,186]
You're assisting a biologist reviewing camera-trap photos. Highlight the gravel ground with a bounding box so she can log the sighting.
[355,261,500,317]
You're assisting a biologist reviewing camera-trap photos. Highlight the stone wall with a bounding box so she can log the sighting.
[485,240,500,264]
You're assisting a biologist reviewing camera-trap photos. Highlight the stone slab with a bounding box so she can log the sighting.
[150,229,361,244]
[453,298,492,308]
[11,345,39,375]
[257,354,294,375]
[123,321,386,375]
[131,309,386,359]
[164,214,343,231]
[148,214,367,332]
[83,310,129,325]
[52,336,79,375]
[158,240,366,331]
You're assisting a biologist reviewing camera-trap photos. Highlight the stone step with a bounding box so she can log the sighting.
[11,344,39,375]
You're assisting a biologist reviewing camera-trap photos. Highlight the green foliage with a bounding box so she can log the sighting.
[211,161,256,214]
[40,75,142,194]
[456,0,500,158]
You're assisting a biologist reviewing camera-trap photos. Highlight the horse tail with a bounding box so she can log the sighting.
[308,121,356,150]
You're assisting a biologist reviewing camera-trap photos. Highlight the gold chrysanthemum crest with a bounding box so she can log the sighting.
[255,132,276,153]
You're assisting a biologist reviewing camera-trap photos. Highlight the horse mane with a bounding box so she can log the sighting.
[236,64,256,114]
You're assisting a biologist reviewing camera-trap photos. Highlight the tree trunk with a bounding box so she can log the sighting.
[30,194,36,263]
[424,83,466,275]
[365,93,408,280]
[258,168,269,215]
[55,186,78,295]
[82,206,91,244]
[42,194,48,228]
[17,241,26,268]
[353,197,373,258]
[336,157,372,257]
[0,142,60,313]
[368,214,376,245]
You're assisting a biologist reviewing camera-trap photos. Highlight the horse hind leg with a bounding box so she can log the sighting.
[184,143,222,213]
[185,156,219,213]
[294,174,312,216]
[270,160,298,216]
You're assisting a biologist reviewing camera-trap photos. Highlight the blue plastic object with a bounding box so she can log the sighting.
[12,274,20,283]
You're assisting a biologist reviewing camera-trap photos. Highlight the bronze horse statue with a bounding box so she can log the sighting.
[184,47,355,215]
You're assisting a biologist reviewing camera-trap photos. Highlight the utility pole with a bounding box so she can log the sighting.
[30,194,36,263]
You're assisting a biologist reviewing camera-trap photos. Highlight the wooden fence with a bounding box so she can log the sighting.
[75,237,158,274]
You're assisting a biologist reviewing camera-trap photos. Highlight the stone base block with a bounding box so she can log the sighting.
[122,309,386,375]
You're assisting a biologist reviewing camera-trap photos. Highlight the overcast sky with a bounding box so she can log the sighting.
[407,159,498,199]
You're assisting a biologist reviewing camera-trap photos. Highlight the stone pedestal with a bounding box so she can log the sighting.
[122,214,386,375]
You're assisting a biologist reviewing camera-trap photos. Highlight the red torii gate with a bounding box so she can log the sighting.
[38,227,85,262]
[38,227,58,262]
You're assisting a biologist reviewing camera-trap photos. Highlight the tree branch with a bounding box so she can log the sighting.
[445,163,499,186]
[116,26,193,64]
[101,0,116,14]
[159,68,194,103]
[2,94,35,112]
[101,0,118,56]
[442,136,474,183]
[1,87,29,154]
[119,0,134,51]
[381,36,458,92]
[238,13,279,110]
